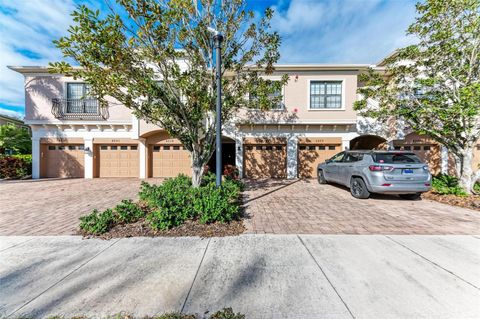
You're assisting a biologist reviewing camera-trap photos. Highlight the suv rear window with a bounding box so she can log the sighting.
[373,152,422,164]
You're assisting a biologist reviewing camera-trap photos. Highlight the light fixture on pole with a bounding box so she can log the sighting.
[208,27,224,187]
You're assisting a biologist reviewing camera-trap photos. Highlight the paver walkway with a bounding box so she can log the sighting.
[1,235,479,318]
[0,178,162,235]
[242,179,480,234]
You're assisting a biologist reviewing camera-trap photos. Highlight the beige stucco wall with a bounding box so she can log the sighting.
[24,75,132,121]
[236,70,359,124]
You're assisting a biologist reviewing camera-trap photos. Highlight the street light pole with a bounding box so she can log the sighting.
[213,32,224,188]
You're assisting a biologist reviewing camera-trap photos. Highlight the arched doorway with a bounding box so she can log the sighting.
[350,135,387,150]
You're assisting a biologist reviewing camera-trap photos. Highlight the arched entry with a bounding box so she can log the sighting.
[350,135,387,150]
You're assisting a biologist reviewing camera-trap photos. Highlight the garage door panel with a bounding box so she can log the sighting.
[41,144,85,178]
[298,144,340,178]
[151,145,191,177]
[98,145,139,177]
[244,144,287,179]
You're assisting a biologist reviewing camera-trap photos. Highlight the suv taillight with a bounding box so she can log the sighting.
[369,165,394,171]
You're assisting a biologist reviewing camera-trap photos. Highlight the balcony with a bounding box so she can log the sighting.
[51,98,109,120]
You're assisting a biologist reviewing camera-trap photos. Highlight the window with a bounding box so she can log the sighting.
[68,145,76,150]
[423,145,431,151]
[256,146,262,150]
[318,145,326,150]
[373,153,421,164]
[58,145,65,150]
[310,81,342,109]
[100,145,108,150]
[394,146,401,150]
[404,146,411,150]
[153,146,160,151]
[173,146,180,150]
[299,145,306,150]
[111,146,118,150]
[130,145,138,150]
[120,146,128,150]
[66,83,97,113]
[163,146,170,150]
[265,145,273,151]
[274,145,283,151]
[413,146,421,151]
[78,145,85,150]
[48,145,56,150]
[329,152,345,163]
[246,145,253,150]
[344,153,364,162]
[328,145,336,150]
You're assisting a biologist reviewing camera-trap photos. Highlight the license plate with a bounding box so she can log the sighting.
[403,169,414,174]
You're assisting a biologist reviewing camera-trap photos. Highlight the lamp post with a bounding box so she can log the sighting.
[210,28,224,187]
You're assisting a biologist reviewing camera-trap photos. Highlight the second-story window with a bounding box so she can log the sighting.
[249,81,284,110]
[66,83,97,114]
[310,81,342,109]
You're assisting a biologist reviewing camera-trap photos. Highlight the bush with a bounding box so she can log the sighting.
[210,308,245,319]
[474,182,480,194]
[114,199,145,224]
[79,209,115,235]
[432,174,467,196]
[0,155,32,179]
[141,173,242,230]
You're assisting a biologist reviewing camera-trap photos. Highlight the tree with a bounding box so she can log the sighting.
[355,0,480,193]
[0,124,31,155]
[50,0,287,186]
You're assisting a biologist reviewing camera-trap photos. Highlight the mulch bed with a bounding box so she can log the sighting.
[423,191,480,211]
[79,218,245,239]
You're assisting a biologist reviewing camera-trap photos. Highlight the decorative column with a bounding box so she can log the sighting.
[84,138,94,178]
[139,138,147,179]
[287,136,298,179]
[31,137,40,179]
[235,137,243,178]
[342,138,351,151]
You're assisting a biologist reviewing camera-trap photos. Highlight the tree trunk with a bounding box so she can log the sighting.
[191,147,205,188]
[457,148,475,194]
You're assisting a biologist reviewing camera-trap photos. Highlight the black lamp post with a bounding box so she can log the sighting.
[212,30,224,187]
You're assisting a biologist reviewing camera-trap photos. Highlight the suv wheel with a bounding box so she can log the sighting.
[318,170,327,184]
[399,193,421,200]
[350,177,370,199]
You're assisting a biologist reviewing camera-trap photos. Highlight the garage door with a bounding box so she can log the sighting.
[243,138,287,178]
[298,144,341,178]
[473,144,480,172]
[41,144,85,178]
[97,144,139,177]
[150,144,191,177]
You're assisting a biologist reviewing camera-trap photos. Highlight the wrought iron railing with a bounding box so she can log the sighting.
[51,98,109,120]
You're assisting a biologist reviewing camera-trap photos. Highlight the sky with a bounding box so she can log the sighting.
[0,0,418,119]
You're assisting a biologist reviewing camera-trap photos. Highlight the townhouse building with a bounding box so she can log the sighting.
[8,62,480,180]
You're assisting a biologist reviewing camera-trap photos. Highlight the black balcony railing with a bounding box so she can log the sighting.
[51,98,109,120]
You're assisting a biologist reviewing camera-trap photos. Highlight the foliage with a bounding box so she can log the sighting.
[114,199,145,224]
[0,155,32,179]
[431,174,468,196]
[473,182,480,194]
[209,308,246,319]
[50,0,287,186]
[354,0,480,193]
[0,124,31,155]
[79,209,115,235]
[140,174,242,231]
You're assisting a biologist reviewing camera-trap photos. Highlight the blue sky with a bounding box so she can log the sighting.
[0,0,417,119]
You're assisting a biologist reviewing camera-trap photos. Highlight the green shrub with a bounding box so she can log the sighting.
[474,182,480,194]
[114,199,145,224]
[79,209,115,235]
[432,174,467,196]
[209,308,245,319]
[142,174,242,230]
[0,155,32,178]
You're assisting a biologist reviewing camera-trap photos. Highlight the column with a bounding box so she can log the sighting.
[139,138,147,179]
[342,138,351,151]
[84,138,94,179]
[441,145,449,174]
[31,137,40,179]
[235,137,243,178]
[287,136,298,179]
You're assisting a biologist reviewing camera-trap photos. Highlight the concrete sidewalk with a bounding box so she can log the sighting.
[0,235,479,319]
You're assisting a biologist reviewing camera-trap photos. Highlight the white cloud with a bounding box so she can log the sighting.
[0,0,76,109]
[271,0,418,64]
[0,107,23,119]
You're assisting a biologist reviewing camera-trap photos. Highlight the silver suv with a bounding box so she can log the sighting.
[317,150,432,199]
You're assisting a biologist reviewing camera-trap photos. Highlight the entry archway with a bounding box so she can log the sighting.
[350,135,387,150]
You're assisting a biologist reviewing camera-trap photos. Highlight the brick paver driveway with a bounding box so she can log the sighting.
[243,179,480,235]
[0,178,161,235]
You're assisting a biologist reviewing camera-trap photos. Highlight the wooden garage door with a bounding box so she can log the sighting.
[151,144,191,177]
[41,144,85,178]
[473,144,480,172]
[97,145,139,177]
[244,144,287,178]
[298,144,340,178]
